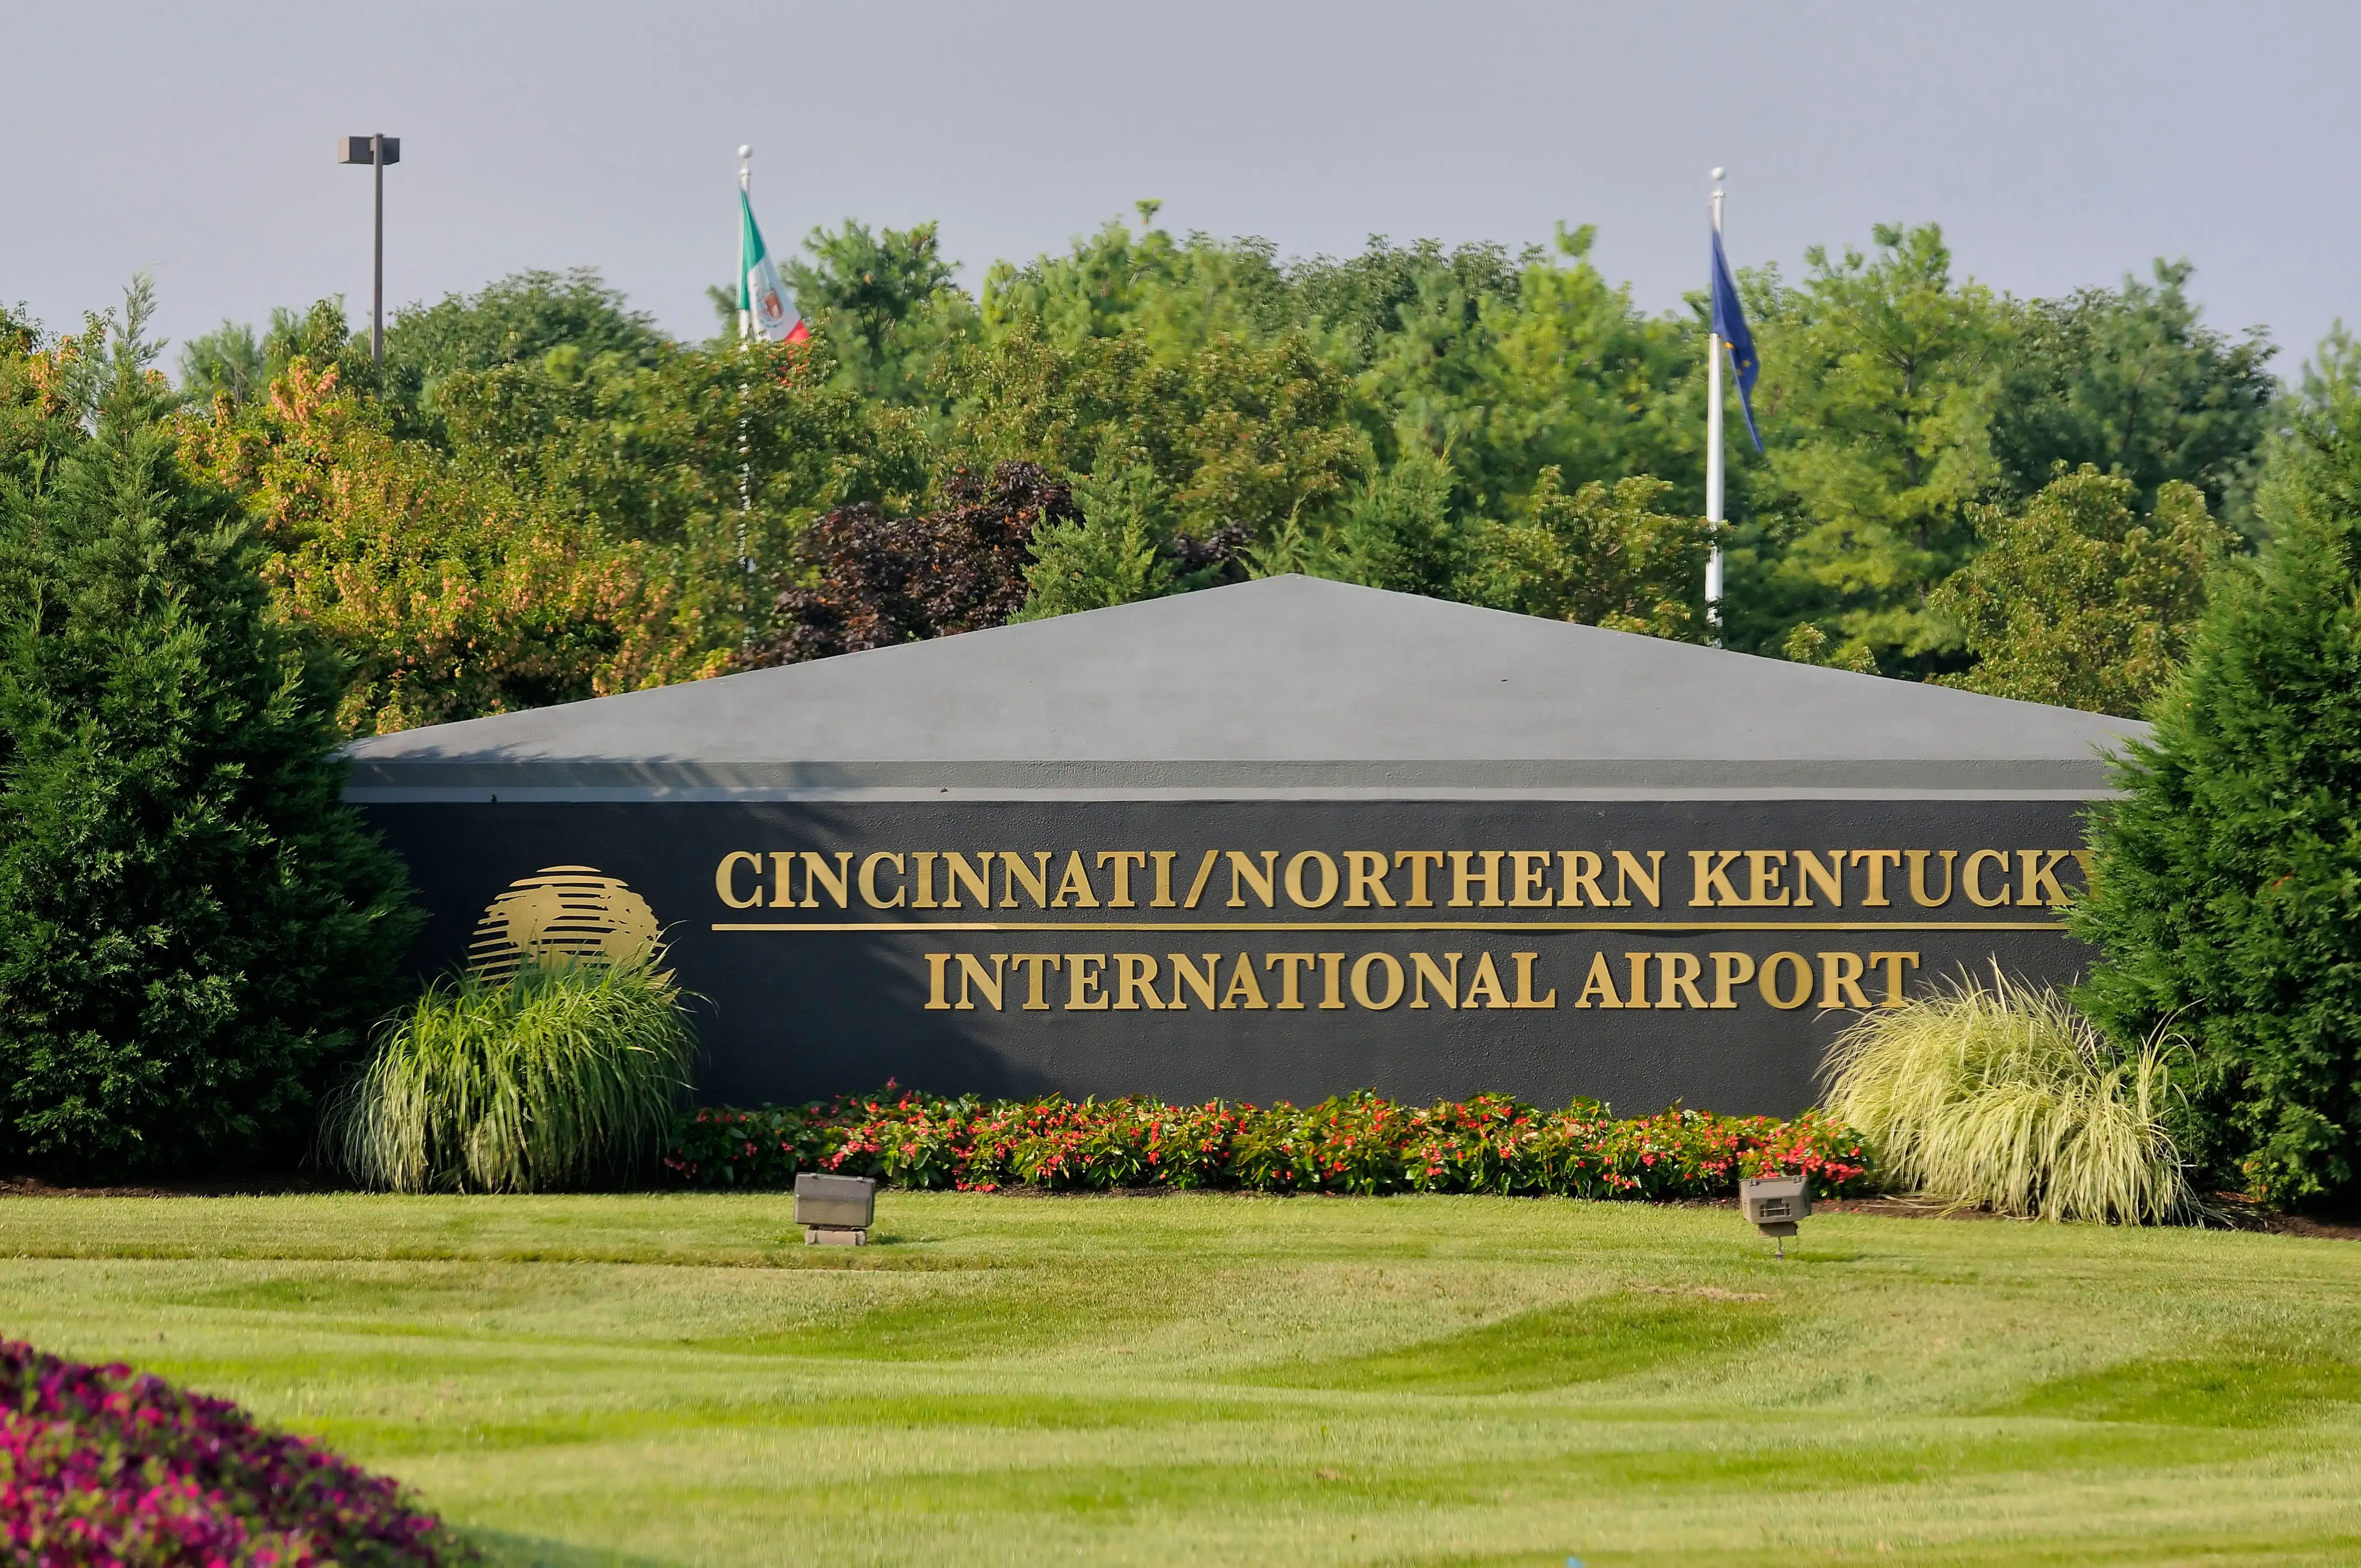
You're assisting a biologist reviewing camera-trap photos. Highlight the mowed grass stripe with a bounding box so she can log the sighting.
[4,1192,2361,1565]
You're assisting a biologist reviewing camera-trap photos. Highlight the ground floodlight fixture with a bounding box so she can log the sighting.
[337,134,401,364]
[795,1171,877,1245]
[1741,1174,1810,1257]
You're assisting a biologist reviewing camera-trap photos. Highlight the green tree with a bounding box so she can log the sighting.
[0,286,417,1175]
[784,219,973,409]
[1730,223,2005,675]
[1991,262,2278,531]
[178,300,373,408]
[2073,391,2361,1206]
[1457,469,1708,640]
[378,269,666,438]
[1013,461,1171,621]
[1933,466,2230,717]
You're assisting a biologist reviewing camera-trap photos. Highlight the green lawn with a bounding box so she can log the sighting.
[3,1192,2359,1566]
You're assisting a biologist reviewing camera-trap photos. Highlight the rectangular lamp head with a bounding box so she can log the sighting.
[794,1171,877,1231]
[1740,1174,1811,1230]
[338,135,401,166]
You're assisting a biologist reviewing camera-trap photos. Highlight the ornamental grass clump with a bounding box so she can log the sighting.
[1821,967,2191,1223]
[0,1339,460,1564]
[331,956,696,1192]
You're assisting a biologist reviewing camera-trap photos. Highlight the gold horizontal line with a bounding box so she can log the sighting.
[709,920,2065,935]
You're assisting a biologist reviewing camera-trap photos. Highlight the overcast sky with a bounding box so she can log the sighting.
[6,2,2353,378]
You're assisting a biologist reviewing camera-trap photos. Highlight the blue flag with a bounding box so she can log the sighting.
[1709,229,1762,452]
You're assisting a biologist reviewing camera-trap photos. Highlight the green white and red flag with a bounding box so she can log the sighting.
[738,188,807,344]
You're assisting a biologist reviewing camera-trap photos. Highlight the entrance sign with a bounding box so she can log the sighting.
[343,578,2141,1115]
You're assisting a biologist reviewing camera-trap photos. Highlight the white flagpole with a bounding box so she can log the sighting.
[736,145,753,607]
[1706,167,1725,645]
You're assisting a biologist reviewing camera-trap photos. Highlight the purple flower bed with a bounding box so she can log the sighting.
[0,1340,462,1566]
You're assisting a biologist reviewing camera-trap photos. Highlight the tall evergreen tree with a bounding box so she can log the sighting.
[2074,384,2361,1206]
[0,286,418,1176]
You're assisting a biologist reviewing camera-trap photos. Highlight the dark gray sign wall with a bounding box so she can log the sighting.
[363,796,2094,1116]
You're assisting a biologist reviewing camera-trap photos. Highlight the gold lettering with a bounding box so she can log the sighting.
[799,851,853,909]
[1352,952,1404,1010]
[1168,953,1219,1010]
[1008,953,1061,1010]
[1851,849,1900,907]
[1613,850,1664,908]
[911,850,938,909]
[1226,850,1278,909]
[1868,950,1920,1007]
[1573,951,1623,1009]
[1907,849,1958,908]
[1112,953,1164,1010]
[1409,952,1459,1008]
[1508,851,1553,908]
[1052,850,1100,909]
[1657,952,1708,1009]
[767,851,796,908]
[1759,952,1812,1010]
[1624,951,1652,1007]
[1316,952,1347,1010]
[954,953,1007,1011]
[1150,850,1177,908]
[715,851,763,910]
[1708,951,1755,1008]
[1098,851,1146,909]
[2018,849,2072,908]
[1745,850,1791,907]
[1343,850,1396,908]
[1286,851,1340,909]
[1181,849,1219,909]
[859,851,907,910]
[1462,953,1510,1009]
[1066,953,1109,1010]
[1265,952,1316,1009]
[1559,850,1606,908]
[1510,952,1556,1009]
[941,851,992,909]
[1963,849,2012,908]
[1396,850,1444,908]
[924,952,952,1010]
[1819,951,1871,1010]
[1793,850,1843,908]
[1220,953,1268,1010]
[1449,850,1505,908]
[1001,851,1051,909]
[1689,850,1744,908]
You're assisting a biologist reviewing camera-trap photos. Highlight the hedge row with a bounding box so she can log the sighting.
[664,1087,1874,1199]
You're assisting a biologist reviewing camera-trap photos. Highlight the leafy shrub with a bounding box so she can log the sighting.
[330,957,695,1193]
[661,1085,1872,1201]
[0,1338,460,1564]
[0,285,419,1181]
[1822,968,2191,1223]
[2073,402,2361,1206]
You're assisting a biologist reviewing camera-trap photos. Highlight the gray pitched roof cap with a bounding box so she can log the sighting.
[340,575,2145,801]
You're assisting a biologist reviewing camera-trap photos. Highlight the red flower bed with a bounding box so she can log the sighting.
[664,1087,1872,1200]
[0,1341,461,1566]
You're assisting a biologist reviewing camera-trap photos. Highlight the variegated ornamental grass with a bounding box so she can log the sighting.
[1822,965,2192,1223]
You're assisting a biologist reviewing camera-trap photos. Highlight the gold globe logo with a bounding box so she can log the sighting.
[468,866,664,981]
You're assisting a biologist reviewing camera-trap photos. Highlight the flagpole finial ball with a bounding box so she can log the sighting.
[1712,167,1725,183]
[738,144,751,159]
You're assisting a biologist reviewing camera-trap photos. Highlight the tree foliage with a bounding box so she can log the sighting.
[0,287,416,1176]
[1933,467,2231,717]
[744,461,1074,664]
[2074,405,2361,1206]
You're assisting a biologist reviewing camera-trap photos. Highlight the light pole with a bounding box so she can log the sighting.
[338,133,402,362]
